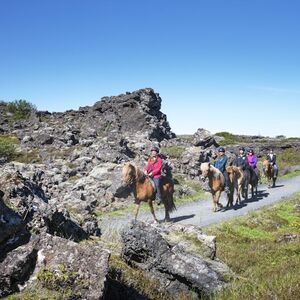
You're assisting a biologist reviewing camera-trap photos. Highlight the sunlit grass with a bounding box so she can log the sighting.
[206,193,300,300]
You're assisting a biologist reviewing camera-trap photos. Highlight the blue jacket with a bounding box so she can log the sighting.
[214,155,228,173]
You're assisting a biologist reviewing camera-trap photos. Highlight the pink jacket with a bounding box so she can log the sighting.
[247,154,257,169]
[145,156,163,179]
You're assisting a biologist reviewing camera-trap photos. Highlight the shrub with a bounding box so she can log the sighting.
[7,99,36,121]
[214,131,238,145]
[0,135,18,160]
[161,146,185,158]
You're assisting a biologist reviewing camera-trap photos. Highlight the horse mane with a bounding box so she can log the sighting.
[135,166,146,183]
[209,165,223,179]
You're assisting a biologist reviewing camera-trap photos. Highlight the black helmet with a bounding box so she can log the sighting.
[218,147,225,153]
[248,149,254,154]
[239,146,245,151]
[151,146,160,153]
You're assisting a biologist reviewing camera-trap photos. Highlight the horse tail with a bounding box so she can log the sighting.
[163,180,176,214]
[165,190,176,214]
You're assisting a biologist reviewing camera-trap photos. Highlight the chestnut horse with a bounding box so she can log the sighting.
[226,165,245,206]
[200,162,225,212]
[122,163,176,222]
[263,160,276,188]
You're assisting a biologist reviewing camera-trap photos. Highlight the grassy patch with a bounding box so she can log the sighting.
[214,132,238,146]
[206,193,300,299]
[161,145,185,158]
[0,134,19,160]
[14,149,42,164]
[109,255,172,300]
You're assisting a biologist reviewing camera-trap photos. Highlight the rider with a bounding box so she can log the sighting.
[214,147,230,194]
[145,145,163,205]
[233,146,250,170]
[266,149,279,178]
[247,148,261,181]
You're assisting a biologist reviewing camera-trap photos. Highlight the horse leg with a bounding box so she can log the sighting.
[212,193,217,212]
[148,200,158,223]
[236,184,242,205]
[134,201,141,221]
[216,191,223,210]
[164,197,171,222]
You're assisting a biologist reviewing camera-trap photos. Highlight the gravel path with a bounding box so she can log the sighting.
[100,176,300,237]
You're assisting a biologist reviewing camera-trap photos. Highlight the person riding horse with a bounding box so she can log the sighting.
[214,147,230,194]
[233,147,249,170]
[144,146,163,205]
[246,149,261,182]
[266,149,279,178]
[233,146,251,199]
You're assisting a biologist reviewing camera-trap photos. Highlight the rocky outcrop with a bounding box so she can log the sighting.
[121,221,231,297]
[0,234,110,299]
[0,171,96,242]
[0,170,108,298]
[192,128,219,148]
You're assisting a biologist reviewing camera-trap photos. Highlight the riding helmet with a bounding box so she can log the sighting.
[151,145,160,153]
[218,147,225,153]
[239,146,245,151]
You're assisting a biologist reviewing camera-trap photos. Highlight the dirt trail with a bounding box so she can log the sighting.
[100,176,300,237]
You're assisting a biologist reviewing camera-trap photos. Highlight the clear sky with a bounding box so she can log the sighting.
[1,0,300,137]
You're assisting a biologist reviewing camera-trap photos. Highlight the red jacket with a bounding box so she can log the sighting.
[146,156,163,179]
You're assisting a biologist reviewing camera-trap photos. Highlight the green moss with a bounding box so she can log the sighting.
[109,255,172,300]
[207,193,300,299]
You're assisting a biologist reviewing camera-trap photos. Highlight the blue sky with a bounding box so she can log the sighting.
[1,0,300,137]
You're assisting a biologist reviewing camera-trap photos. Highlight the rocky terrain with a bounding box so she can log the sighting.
[1,88,300,298]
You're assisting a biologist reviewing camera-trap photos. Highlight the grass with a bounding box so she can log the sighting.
[108,255,173,300]
[206,193,300,300]
[161,145,185,158]
[0,134,19,160]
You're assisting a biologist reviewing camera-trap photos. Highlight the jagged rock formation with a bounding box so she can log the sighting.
[0,171,108,298]
[121,221,231,297]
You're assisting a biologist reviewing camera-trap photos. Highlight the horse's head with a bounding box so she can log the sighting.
[122,163,136,187]
[200,162,210,181]
[262,160,271,175]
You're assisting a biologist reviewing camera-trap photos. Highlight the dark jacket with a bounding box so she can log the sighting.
[214,155,228,173]
[233,155,249,170]
[267,154,277,165]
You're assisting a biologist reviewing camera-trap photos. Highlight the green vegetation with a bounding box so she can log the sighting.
[277,148,300,174]
[7,100,36,121]
[207,193,300,300]
[0,135,19,160]
[14,149,42,164]
[109,255,173,300]
[215,132,239,146]
[161,145,185,158]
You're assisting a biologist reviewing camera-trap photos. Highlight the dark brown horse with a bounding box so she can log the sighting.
[263,160,276,188]
[122,163,176,222]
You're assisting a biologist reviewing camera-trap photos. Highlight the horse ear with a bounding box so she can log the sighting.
[208,162,211,167]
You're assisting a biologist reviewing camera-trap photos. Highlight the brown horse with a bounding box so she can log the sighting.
[200,162,225,212]
[226,165,245,206]
[122,163,176,222]
[263,160,276,188]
